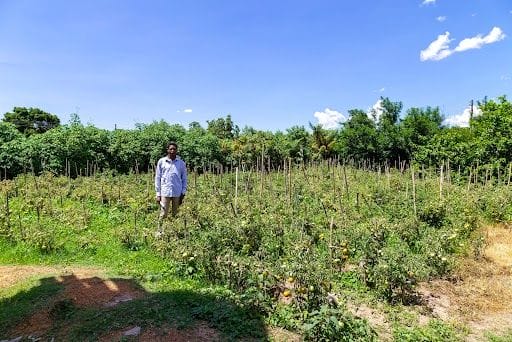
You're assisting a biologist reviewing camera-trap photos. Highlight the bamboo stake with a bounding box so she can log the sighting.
[411,164,417,217]
[5,192,10,231]
[439,162,444,200]
[508,162,511,186]
[235,166,238,215]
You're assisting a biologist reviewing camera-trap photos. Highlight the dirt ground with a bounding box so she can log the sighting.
[0,265,300,341]
[1,224,511,341]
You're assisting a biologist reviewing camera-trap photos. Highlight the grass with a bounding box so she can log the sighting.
[0,276,63,334]
[0,269,268,341]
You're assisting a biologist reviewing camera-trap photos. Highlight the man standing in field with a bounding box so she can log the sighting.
[155,142,187,235]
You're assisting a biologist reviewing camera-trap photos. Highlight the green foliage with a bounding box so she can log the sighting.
[206,114,239,139]
[393,319,465,341]
[2,107,60,135]
[302,304,377,341]
[0,122,27,177]
[401,106,443,158]
[486,329,512,342]
[471,96,512,167]
[338,110,379,161]
[310,123,336,159]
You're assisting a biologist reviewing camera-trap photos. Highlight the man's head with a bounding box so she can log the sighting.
[166,142,178,159]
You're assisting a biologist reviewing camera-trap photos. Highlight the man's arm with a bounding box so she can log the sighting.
[181,161,188,195]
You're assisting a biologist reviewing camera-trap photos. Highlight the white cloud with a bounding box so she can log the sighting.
[420,27,506,61]
[314,108,346,129]
[436,16,446,22]
[501,75,511,81]
[422,0,436,5]
[177,108,193,113]
[454,26,506,52]
[420,32,453,61]
[444,104,482,127]
[367,99,384,122]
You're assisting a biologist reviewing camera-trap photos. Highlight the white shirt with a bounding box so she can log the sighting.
[155,156,187,197]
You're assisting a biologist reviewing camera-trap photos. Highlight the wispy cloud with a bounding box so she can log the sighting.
[177,108,193,113]
[436,16,446,22]
[444,104,481,127]
[501,75,511,81]
[420,27,506,61]
[314,108,346,129]
[422,0,436,5]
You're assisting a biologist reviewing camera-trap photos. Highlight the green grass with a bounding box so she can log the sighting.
[0,276,63,334]
[0,269,267,341]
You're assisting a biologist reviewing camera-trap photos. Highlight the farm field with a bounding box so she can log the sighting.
[1,163,512,341]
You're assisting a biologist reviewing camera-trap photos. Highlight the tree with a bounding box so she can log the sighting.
[309,123,336,159]
[2,107,60,135]
[414,127,474,169]
[285,125,311,162]
[338,109,379,161]
[400,106,443,159]
[373,97,406,163]
[0,122,27,178]
[470,96,512,167]
[206,114,239,140]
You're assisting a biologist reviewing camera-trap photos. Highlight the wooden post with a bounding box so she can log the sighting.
[439,162,444,200]
[235,166,238,215]
[411,164,417,217]
[508,162,511,186]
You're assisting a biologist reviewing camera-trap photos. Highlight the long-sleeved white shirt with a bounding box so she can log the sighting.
[155,156,187,197]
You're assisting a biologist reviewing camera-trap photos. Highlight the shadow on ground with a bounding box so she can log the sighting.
[0,272,268,341]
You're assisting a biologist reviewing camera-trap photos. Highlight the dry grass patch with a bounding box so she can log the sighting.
[419,224,512,338]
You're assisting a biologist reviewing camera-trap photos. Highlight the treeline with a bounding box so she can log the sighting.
[0,96,511,179]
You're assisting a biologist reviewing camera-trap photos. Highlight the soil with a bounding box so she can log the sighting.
[1,224,510,341]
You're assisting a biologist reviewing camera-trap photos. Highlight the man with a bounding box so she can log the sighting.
[155,142,187,233]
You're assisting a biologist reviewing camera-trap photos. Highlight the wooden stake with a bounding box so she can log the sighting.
[411,164,417,217]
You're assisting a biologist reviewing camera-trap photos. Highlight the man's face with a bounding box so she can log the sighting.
[167,145,177,158]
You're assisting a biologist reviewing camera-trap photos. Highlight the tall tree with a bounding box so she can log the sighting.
[470,96,512,166]
[206,114,240,140]
[2,107,60,135]
[309,123,336,159]
[400,106,443,159]
[374,97,406,163]
[338,109,379,161]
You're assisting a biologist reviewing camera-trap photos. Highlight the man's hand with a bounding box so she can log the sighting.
[179,194,185,205]
[156,195,161,204]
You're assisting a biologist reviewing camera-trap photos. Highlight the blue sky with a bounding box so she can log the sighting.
[0,0,510,131]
